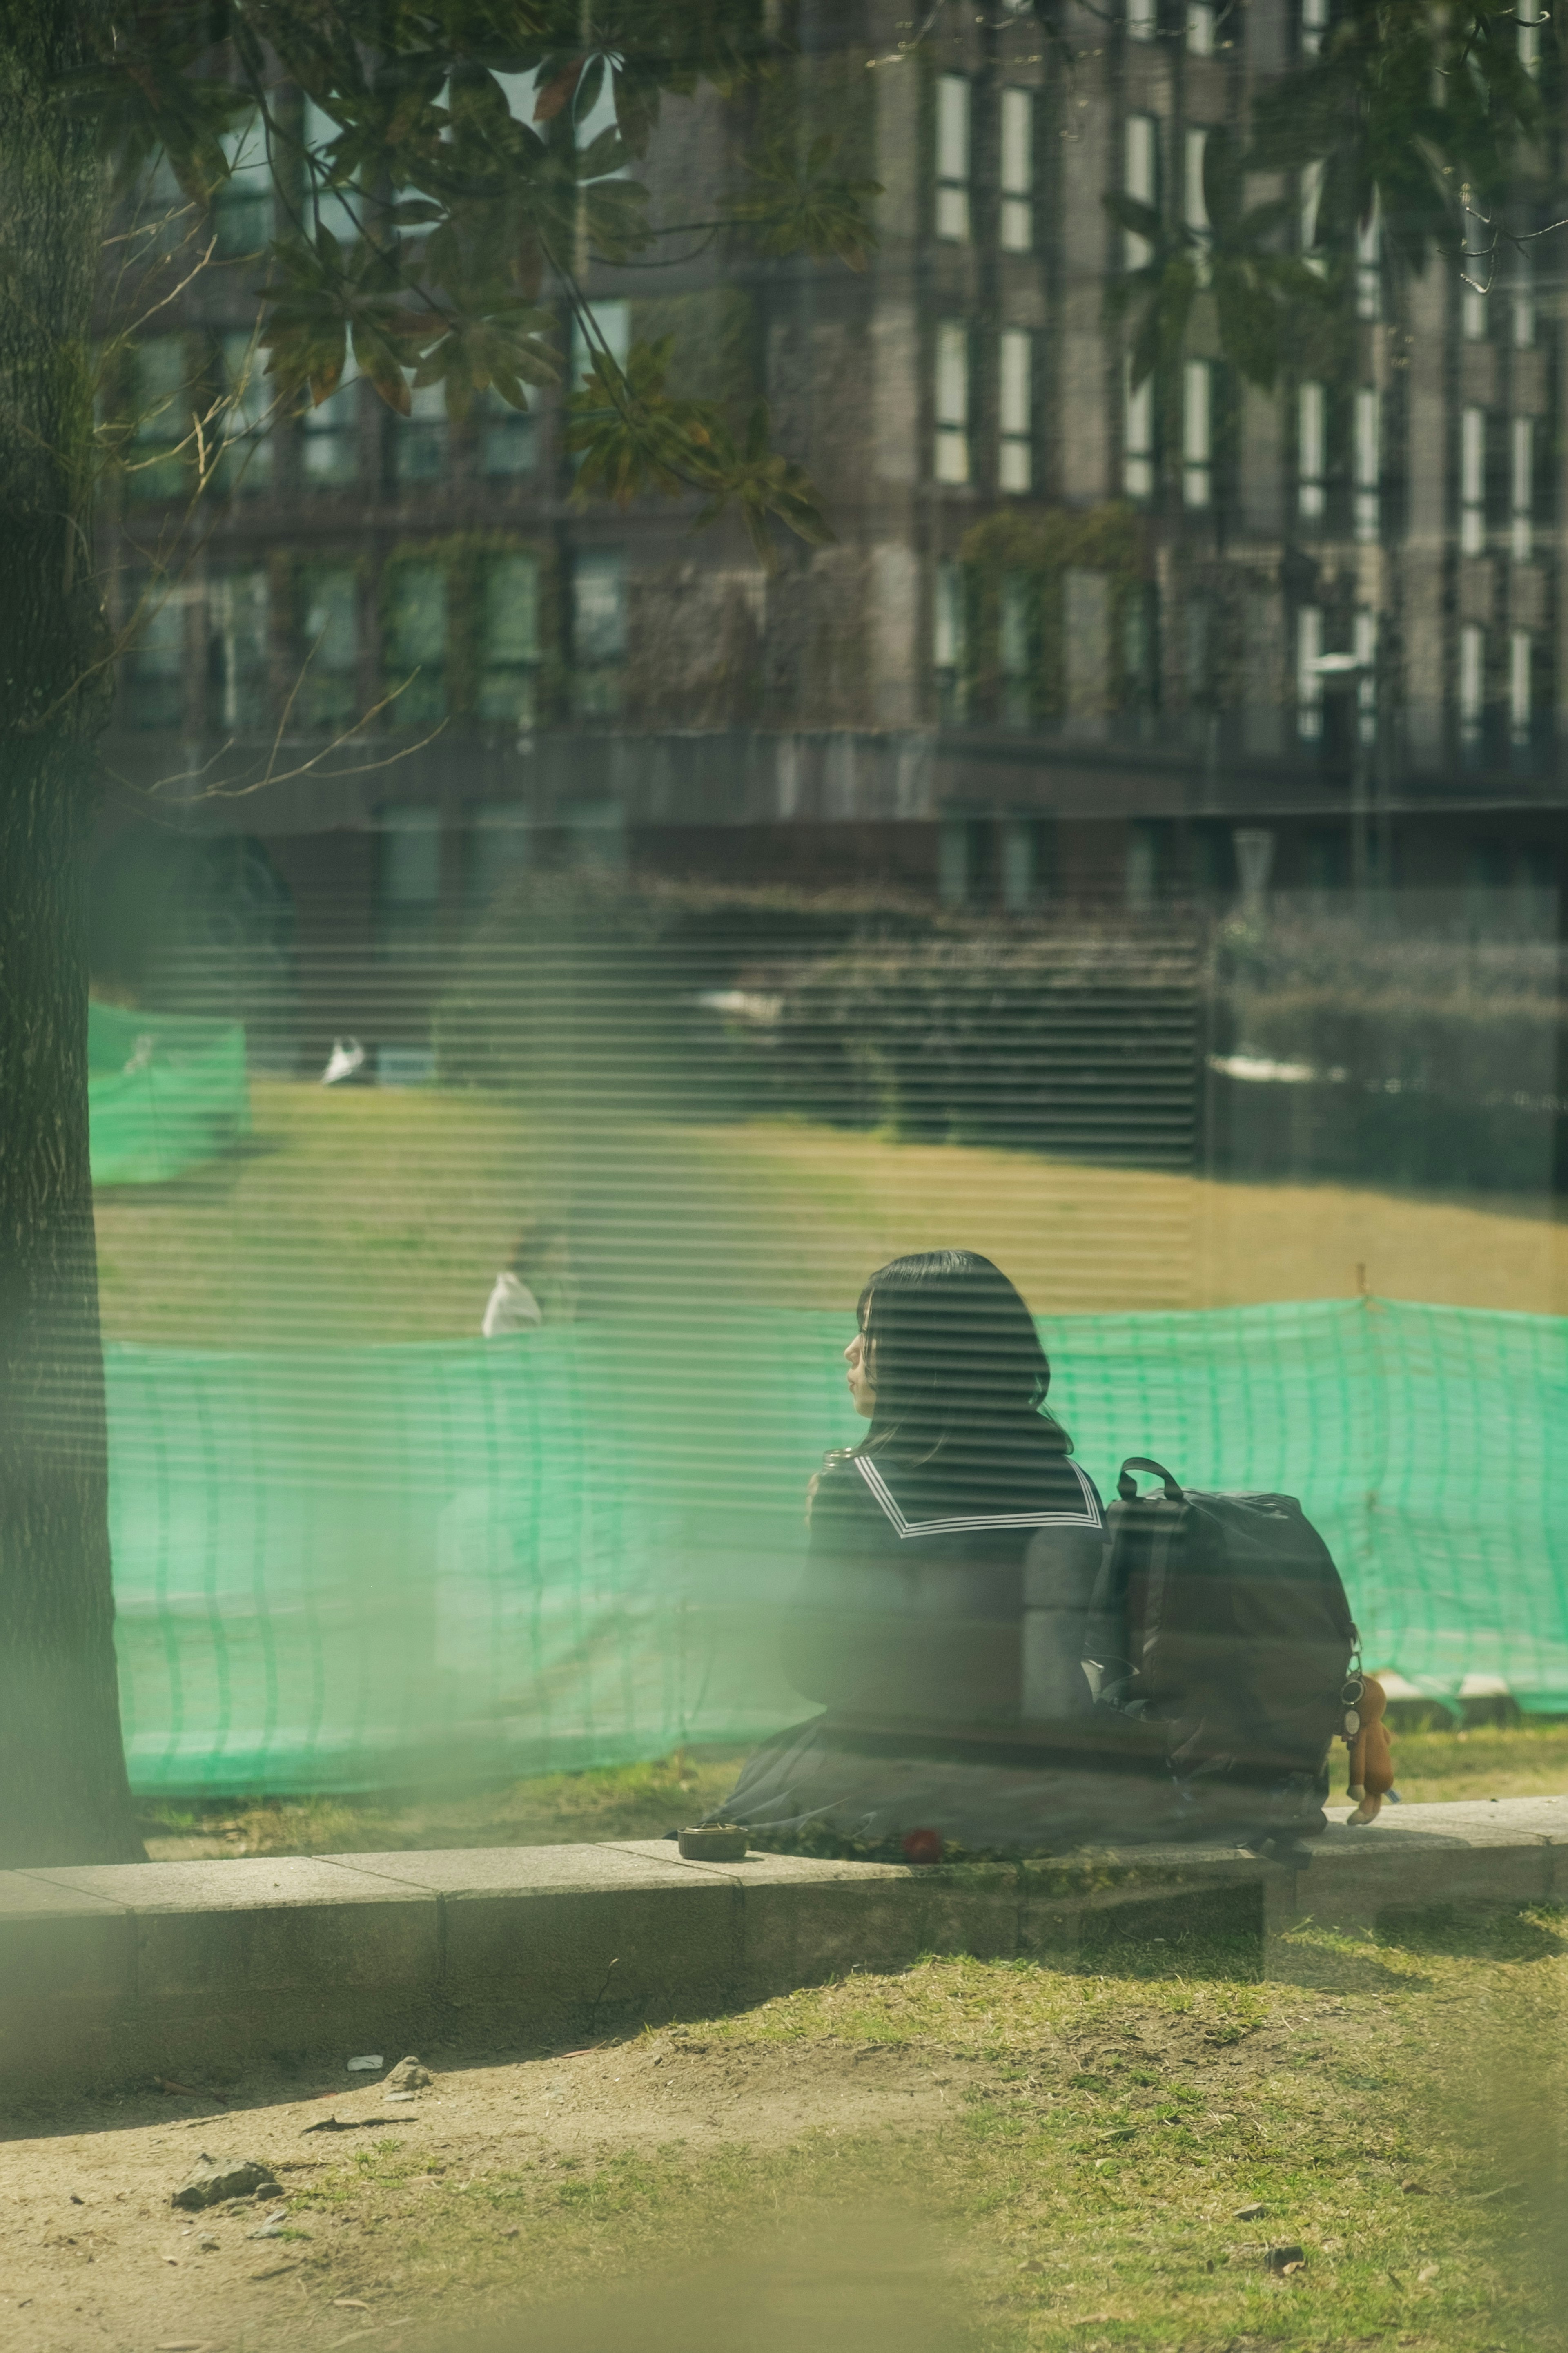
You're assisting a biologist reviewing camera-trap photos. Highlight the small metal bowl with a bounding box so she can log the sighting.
[677,1824,751,1861]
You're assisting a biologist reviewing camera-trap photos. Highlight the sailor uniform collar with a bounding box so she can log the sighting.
[853,1453,1103,1540]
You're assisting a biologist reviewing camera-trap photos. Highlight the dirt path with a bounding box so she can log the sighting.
[0,2034,962,2353]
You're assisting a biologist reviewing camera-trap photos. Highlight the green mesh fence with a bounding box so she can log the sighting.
[107,1295,1568,1795]
[89,1001,250,1186]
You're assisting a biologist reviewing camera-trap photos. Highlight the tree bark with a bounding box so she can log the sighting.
[0,4,144,1863]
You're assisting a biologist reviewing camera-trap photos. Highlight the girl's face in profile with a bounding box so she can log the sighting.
[844,1323,876,1418]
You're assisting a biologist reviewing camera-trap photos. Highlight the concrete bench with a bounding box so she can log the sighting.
[1,1798,1563,2097]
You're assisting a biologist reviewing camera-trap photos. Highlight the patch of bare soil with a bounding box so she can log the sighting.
[0,1987,1385,2353]
[0,2035,955,2353]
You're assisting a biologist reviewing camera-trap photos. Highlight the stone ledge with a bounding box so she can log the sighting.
[0,1798,1560,2096]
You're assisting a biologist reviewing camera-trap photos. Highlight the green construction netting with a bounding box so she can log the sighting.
[107,1295,1568,1795]
[89,1001,250,1186]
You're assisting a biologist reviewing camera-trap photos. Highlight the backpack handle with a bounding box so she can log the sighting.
[1117,1456,1185,1503]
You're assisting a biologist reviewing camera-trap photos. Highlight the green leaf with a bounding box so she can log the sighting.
[733,134,883,271]
[62,22,250,206]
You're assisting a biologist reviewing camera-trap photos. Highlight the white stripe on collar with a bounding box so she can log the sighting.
[854,1453,1104,1539]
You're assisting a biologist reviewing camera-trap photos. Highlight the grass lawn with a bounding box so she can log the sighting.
[136,1722,1568,1860]
[15,1902,1559,2351]
[92,1079,1565,1346]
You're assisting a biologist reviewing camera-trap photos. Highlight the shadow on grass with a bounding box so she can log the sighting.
[1077,1883,1266,1982]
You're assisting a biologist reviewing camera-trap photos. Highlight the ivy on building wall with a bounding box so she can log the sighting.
[378,531,561,732]
[960,504,1149,725]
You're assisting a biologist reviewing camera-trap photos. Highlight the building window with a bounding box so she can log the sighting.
[1298,381,1326,519]
[302,96,360,246]
[1000,818,1041,911]
[1127,0,1157,41]
[478,553,541,726]
[1124,115,1157,269]
[1182,359,1212,506]
[1124,584,1160,706]
[1354,607,1377,745]
[1296,604,1323,741]
[468,804,530,910]
[478,386,537,476]
[1460,407,1486,555]
[214,116,273,256]
[571,297,631,390]
[935,75,971,241]
[1463,285,1488,341]
[1184,128,1210,236]
[377,806,441,940]
[1356,198,1381,320]
[386,564,448,726]
[572,548,626,718]
[217,332,271,495]
[1125,368,1154,498]
[298,565,358,731]
[934,321,970,484]
[1353,386,1380,543]
[206,569,269,732]
[125,584,188,728]
[1510,629,1532,743]
[1519,0,1543,74]
[130,336,188,502]
[1300,160,1324,260]
[1300,0,1328,56]
[1459,622,1485,745]
[1511,416,1534,562]
[999,571,1030,725]
[396,379,447,486]
[1187,2,1215,55]
[301,359,359,487]
[934,558,966,720]
[1513,254,1536,348]
[998,329,1032,492]
[1000,88,1033,251]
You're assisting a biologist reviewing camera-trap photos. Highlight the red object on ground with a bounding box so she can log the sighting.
[902,1827,944,1865]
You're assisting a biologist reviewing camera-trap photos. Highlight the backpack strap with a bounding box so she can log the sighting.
[1116,1456,1185,1503]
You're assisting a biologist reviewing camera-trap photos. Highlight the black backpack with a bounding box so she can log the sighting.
[1084,1456,1356,1855]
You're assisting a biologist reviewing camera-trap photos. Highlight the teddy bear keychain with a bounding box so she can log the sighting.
[1339,1671,1394,1825]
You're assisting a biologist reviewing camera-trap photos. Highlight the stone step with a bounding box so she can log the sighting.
[1,1797,1562,2096]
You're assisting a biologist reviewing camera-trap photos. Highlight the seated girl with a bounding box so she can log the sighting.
[712,1249,1157,1859]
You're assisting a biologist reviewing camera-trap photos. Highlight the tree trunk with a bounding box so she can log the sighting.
[0,4,144,1863]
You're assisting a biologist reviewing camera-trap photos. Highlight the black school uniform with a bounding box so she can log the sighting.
[782,1443,1105,1728]
[711,1437,1165,1856]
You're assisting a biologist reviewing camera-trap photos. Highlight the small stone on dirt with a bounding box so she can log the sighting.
[1265,2243,1307,2273]
[172,2158,275,2211]
[1235,2202,1267,2220]
[384,2056,433,2091]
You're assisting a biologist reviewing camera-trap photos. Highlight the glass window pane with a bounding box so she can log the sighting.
[478,386,537,476]
[214,117,273,256]
[301,358,359,486]
[207,568,270,731]
[479,555,541,725]
[388,564,448,723]
[299,566,357,729]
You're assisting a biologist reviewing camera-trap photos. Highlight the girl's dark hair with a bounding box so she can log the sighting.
[850,1249,1071,1468]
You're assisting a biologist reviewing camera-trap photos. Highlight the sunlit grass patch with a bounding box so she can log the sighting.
[274,1917,1564,2351]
